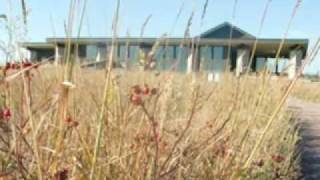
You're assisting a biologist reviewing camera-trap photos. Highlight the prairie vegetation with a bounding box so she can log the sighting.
[0,0,319,179]
[293,81,320,103]
[0,66,301,179]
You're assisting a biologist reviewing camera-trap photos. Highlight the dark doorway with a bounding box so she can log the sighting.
[230,48,237,71]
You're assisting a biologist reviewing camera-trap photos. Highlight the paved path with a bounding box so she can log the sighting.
[288,98,320,180]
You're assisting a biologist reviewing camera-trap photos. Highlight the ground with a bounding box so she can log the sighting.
[289,98,320,179]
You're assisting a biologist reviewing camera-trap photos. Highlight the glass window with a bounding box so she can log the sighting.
[78,45,86,58]
[200,46,213,71]
[86,45,98,60]
[212,46,225,72]
[91,44,106,61]
[256,57,266,71]
[213,46,225,60]
[200,46,211,60]
[119,45,128,62]
[266,58,288,73]
[173,45,178,59]
[164,46,175,60]
[129,45,139,60]
[176,46,189,72]
[155,46,165,61]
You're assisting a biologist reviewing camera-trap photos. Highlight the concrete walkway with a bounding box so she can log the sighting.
[288,98,320,180]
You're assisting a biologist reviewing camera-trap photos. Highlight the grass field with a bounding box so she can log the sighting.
[0,65,302,179]
[293,81,320,103]
[1,0,318,179]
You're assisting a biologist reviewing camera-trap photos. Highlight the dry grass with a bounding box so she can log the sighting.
[292,80,320,103]
[0,65,300,179]
[1,0,319,178]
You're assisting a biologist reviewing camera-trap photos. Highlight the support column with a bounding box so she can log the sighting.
[288,49,303,79]
[54,45,60,66]
[236,47,250,77]
[187,53,193,74]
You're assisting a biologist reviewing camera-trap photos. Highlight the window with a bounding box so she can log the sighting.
[78,45,87,58]
[86,45,98,60]
[119,45,128,61]
[97,45,107,60]
[256,57,266,71]
[173,46,178,59]
[155,46,164,61]
[164,46,175,59]
[212,46,225,60]
[129,46,139,60]
[200,46,213,71]
[176,46,189,71]
[200,46,211,60]
[177,46,189,60]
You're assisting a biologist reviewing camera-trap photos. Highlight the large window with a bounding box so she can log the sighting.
[86,45,98,60]
[129,46,139,61]
[164,46,175,60]
[119,45,128,62]
[199,46,225,72]
[200,46,212,71]
[212,46,225,60]
[156,46,165,61]
[256,57,266,71]
[176,46,189,72]
[200,46,211,60]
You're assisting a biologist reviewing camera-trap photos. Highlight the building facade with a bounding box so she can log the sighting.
[22,22,309,78]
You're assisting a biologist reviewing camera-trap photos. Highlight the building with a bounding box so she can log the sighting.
[22,22,308,78]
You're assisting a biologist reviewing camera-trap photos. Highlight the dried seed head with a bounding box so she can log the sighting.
[1,108,12,120]
[65,116,73,123]
[65,116,79,128]
[130,94,143,106]
[143,84,150,96]
[254,159,264,167]
[150,88,158,95]
[271,155,285,163]
[131,85,142,95]
[54,168,68,180]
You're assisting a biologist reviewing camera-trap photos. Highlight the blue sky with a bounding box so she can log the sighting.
[0,0,319,74]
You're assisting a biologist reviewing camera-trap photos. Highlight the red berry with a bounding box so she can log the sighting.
[54,168,68,180]
[2,108,12,120]
[131,94,143,106]
[5,62,11,71]
[65,116,73,123]
[23,62,32,68]
[11,63,17,70]
[272,155,285,163]
[143,84,150,95]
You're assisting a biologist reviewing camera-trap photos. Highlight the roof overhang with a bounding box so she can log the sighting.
[21,42,55,50]
[198,38,309,58]
[46,37,185,45]
[23,37,309,58]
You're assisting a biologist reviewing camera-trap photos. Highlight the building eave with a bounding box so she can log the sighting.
[20,42,55,49]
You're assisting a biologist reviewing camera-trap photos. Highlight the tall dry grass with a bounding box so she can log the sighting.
[0,66,301,179]
[0,0,319,179]
[293,81,320,103]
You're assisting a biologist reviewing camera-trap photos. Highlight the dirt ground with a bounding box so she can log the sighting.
[289,98,320,180]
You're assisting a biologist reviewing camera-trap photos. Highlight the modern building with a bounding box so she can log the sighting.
[22,22,308,78]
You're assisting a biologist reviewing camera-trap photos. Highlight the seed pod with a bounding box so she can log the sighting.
[130,94,143,106]
[143,84,150,95]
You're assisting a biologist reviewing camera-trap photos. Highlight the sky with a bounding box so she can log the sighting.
[0,0,319,74]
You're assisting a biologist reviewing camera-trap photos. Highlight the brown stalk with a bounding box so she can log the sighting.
[160,86,200,173]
